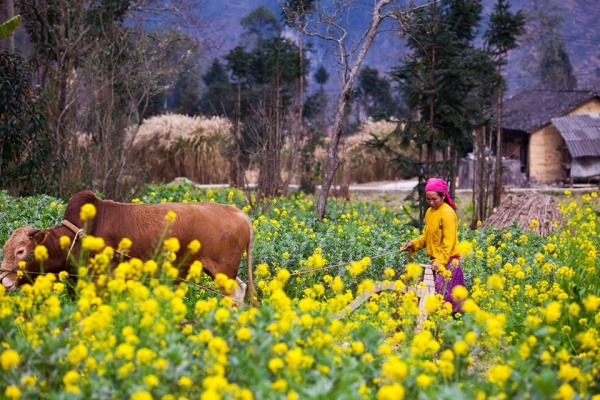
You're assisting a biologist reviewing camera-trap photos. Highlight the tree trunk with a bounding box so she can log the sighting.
[315,0,392,220]
[229,81,244,188]
[493,64,504,207]
[471,125,487,229]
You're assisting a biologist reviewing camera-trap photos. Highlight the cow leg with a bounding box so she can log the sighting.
[229,277,247,306]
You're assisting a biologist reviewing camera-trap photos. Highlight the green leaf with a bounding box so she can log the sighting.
[0,15,21,40]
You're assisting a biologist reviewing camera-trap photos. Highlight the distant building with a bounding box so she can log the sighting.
[551,114,600,180]
[458,90,600,189]
[502,90,600,184]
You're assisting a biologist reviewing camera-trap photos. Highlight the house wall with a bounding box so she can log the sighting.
[529,126,564,182]
[528,99,600,182]
[570,98,600,114]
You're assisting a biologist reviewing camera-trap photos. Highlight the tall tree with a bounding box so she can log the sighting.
[169,59,202,116]
[355,66,397,121]
[378,0,486,219]
[468,51,502,228]
[225,7,306,198]
[225,45,254,188]
[0,49,53,195]
[300,65,330,194]
[484,0,526,208]
[281,1,316,193]
[16,0,212,199]
[538,39,577,90]
[519,0,576,90]
[283,0,429,220]
[197,58,234,117]
[241,5,281,42]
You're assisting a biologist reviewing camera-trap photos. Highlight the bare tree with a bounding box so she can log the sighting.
[282,0,430,220]
[16,0,216,199]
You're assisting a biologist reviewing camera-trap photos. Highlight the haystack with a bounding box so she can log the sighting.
[480,191,562,236]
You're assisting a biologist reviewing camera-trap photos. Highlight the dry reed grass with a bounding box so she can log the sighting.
[130,114,232,184]
[316,119,417,185]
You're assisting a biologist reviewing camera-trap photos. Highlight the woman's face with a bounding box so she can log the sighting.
[425,191,445,210]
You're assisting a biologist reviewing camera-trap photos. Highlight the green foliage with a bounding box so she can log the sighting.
[538,39,577,90]
[313,65,329,87]
[0,184,599,398]
[196,59,233,118]
[0,15,21,39]
[240,5,281,41]
[171,63,203,116]
[355,66,399,120]
[519,0,577,90]
[484,0,526,56]
[0,190,64,257]
[0,50,55,196]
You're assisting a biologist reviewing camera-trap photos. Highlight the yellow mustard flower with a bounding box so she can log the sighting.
[487,364,511,387]
[80,203,96,221]
[0,349,20,370]
[187,239,201,254]
[164,210,177,222]
[376,384,404,400]
[34,245,49,261]
[130,390,153,400]
[4,386,21,400]
[59,235,71,250]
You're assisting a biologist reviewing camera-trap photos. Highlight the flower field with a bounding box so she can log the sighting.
[0,183,599,399]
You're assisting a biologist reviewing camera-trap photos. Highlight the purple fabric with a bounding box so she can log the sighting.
[435,256,465,313]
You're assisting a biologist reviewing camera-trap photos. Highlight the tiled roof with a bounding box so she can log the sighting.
[551,114,600,158]
[502,90,600,133]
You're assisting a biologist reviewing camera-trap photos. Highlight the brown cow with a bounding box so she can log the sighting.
[0,190,257,305]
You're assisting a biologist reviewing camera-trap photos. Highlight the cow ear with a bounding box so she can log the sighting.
[29,229,49,245]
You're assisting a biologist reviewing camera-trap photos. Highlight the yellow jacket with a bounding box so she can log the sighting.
[410,202,458,265]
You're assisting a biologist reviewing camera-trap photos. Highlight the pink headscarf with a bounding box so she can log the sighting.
[425,178,456,209]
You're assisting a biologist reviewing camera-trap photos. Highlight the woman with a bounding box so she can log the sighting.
[401,178,465,314]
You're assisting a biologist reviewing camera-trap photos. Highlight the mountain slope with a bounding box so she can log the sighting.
[203,0,600,95]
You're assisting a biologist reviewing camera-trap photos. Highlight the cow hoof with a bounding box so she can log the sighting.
[231,277,247,306]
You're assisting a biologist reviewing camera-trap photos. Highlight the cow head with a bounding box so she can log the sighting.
[1,226,65,290]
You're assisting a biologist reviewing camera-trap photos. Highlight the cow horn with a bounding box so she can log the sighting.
[29,229,49,246]
[27,228,40,238]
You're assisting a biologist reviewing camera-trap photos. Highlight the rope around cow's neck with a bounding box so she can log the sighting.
[61,219,86,262]
[66,229,84,262]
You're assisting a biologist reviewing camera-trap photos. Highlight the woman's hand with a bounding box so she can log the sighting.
[401,241,413,251]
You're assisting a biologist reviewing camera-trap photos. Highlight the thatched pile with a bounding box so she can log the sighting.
[480,191,562,236]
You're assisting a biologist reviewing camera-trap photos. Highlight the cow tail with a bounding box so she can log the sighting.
[246,223,259,306]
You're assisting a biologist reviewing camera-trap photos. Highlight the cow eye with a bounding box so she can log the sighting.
[16,248,25,257]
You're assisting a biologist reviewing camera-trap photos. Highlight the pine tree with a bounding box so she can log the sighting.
[484,0,526,208]
[355,66,397,121]
[520,0,577,90]
[197,59,234,117]
[380,0,487,219]
[224,6,306,197]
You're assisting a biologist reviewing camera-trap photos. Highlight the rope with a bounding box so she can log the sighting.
[14,247,410,309]
[260,249,406,282]
[65,229,84,261]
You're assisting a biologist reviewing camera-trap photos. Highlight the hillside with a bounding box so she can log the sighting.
[203,0,600,96]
